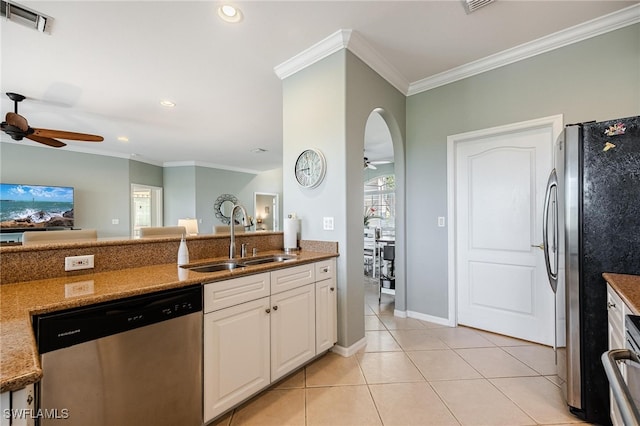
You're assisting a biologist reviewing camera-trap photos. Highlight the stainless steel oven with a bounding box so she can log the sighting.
[603,315,640,425]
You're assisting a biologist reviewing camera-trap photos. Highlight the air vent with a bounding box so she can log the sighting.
[1,0,51,33]
[462,0,495,14]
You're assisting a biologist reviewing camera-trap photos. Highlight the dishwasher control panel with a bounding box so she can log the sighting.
[34,285,203,354]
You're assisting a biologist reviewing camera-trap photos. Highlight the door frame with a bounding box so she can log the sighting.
[446,115,564,327]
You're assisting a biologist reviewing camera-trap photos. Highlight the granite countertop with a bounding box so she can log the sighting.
[604,273,640,315]
[0,250,337,393]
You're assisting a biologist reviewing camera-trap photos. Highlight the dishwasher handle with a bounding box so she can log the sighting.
[602,349,640,426]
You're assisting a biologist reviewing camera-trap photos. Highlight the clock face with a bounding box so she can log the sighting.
[295,149,326,188]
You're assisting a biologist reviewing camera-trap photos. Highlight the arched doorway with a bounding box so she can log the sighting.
[363,108,406,316]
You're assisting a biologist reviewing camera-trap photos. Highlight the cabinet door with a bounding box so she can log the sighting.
[203,297,271,422]
[270,283,315,381]
[316,277,337,354]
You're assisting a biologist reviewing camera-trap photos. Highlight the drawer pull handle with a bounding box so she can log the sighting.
[608,302,617,310]
[273,305,278,311]
[330,287,335,291]
[265,308,271,313]
[321,267,329,273]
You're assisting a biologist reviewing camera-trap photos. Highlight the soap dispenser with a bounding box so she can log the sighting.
[177,235,189,266]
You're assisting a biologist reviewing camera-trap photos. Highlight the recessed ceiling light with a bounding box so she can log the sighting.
[160,100,175,107]
[117,136,129,142]
[217,3,243,23]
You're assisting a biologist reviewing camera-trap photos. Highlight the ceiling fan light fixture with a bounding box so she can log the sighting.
[217,3,243,23]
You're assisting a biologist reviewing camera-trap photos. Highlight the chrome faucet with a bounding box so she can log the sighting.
[229,204,249,259]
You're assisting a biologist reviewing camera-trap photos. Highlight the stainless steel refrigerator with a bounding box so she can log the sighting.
[543,116,640,424]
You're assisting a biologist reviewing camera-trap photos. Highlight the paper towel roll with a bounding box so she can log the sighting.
[284,218,300,251]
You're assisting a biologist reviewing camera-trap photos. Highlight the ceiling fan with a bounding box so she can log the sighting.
[364,157,377,170]
[0,92,103,148]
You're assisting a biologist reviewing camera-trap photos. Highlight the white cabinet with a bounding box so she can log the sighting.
[203,296,271,421]
[0,385,35,426]
[315,259,337,353]
[607,283,629,426]
[203,259,337,422]
[270,283,316,381]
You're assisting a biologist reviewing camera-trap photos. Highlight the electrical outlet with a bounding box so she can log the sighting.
[323,217,334,231]
[65,255,95,271]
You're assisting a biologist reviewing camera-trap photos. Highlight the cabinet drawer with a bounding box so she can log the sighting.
[315,258,336,282]
[270,264,315,295]
[204,273,270,313]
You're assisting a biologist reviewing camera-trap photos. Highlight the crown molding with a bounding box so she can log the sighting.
[274,4,639,96]
[347,31,409,94]
[274,29,409,93]
[163,160,260,175]
[274,29,352,80]
[408,3,640,96]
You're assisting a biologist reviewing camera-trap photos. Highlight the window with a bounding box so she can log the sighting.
[364,175,395,235]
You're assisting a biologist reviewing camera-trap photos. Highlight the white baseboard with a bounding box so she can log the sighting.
[393,309,407,318]
[407,310,455,327]
[331,336,367,357]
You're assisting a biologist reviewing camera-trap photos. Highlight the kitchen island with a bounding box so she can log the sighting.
[0,233,338,393]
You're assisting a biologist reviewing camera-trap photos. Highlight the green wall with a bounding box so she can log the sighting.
[405,23,640,320]
[0,143,132,237]
[1,142,283,239]
[282,49,406,348]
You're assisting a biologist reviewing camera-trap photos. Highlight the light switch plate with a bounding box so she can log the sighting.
[438,217,446,227]
[323,217,334,230]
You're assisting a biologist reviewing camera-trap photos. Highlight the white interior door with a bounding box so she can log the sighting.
[453,118,559,345]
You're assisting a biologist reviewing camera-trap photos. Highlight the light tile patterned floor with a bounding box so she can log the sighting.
[211,278,589,426]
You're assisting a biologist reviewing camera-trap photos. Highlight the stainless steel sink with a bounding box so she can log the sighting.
[239,255,296,266]
[182,254,296,272]
[183,261,242,273]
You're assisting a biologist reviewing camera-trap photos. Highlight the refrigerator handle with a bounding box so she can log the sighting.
[543,169,558,293]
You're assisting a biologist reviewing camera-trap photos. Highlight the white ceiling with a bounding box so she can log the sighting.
[1,1,637,173]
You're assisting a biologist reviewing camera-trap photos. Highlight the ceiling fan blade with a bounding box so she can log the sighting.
[26,135,67,148]
[5,112,29,132]
[32,128,103,142]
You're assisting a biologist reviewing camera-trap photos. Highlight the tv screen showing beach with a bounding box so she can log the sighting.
[0,184,74,231]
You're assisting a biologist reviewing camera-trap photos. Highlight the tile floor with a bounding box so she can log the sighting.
[212,278,589,426]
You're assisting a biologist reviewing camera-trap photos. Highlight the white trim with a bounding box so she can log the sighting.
[273,29,409,93]
[274,5,638,96]
[407,310,454,327]
[347,31,409,94]
[393,309,407,318]
[162,160,260,175]
[446,114,564,332]
[409,4,640,95]
[274,29,352,80]
[330,336,367,357]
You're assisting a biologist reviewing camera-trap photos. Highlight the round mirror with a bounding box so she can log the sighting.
[214,194,238,225]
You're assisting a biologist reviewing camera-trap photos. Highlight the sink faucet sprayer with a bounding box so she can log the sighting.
[229,204,249,259]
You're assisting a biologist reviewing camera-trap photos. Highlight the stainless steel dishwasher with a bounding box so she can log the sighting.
[33,285,202,426]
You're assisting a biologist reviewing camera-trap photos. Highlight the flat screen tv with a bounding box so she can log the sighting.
[0,184,74,232]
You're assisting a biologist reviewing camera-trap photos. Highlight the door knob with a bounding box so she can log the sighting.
[531,243,545,250]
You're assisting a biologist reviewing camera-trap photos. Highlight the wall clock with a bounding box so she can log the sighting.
[294,148,326,188]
